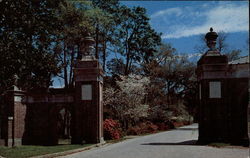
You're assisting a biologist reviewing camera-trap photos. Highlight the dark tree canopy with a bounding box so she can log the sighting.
[0,0,162,93]
[0,0,64,93]
[114,6,162,75]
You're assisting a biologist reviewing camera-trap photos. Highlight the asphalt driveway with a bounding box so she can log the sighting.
[61,124,249,158]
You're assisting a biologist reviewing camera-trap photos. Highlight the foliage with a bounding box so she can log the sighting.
[104,42,195,132]
[140,43,196,125]
[54,1,99,88]
[173,122,184,128]
[103,119,122,140]
[103,75,150,129]
[127,121,158,135]
[91,0,120,71]
[0,0,64,93]
[112,6,161,75]
[0,0,162,92]
[145,43,196,96]
[155,122,171,131]
[143,43,196,120]
[107,58,126,75]
[226,49,241,62]
[88,2,162,75]
[0,0,195,135]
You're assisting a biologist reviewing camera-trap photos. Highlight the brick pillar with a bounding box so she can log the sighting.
[1,86,26,146]
[197,28,249,146]
[71,58,104,144]
[197,55,249,146]
[197,54,229,144]
[7,116,14,147]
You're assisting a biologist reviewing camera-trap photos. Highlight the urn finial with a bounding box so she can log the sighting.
[78,33,95,60]
[205,27,218,51]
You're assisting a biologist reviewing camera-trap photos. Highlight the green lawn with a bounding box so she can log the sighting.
[208,142,230,148]
[0,144,91,158]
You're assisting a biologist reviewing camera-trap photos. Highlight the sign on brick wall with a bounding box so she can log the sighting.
[81,84,92,100]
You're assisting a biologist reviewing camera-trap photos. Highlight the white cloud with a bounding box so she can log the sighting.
[187,53,202,58]
[151,7,183,18]
[175,53,202,59]
[152,3,249,39]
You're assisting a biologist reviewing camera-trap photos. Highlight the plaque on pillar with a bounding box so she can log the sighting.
[209,81,221,98]
[81,84,92,100]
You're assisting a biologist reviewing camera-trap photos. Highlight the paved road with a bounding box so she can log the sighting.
[61,124,249,158]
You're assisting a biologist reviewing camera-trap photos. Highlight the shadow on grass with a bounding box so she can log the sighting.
[141,140,198,146]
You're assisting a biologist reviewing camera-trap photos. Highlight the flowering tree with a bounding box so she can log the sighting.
[103,75,149,129]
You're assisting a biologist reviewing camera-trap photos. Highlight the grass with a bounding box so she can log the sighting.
[0,144,92,158]
[208,142,230,148]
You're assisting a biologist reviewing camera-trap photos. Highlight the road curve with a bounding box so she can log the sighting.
[60,124,249,158]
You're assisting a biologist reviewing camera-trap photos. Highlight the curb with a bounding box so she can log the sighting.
[30,142,106,158]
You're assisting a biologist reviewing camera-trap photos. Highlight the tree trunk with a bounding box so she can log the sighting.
[124,29,130,75]
[63,44,68,89]
[95,24,99,59]
[102,41,107,72]
[69,48,74,88]
[128,58,133,74]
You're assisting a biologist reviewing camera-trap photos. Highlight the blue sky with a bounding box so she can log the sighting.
[52,1,249,88]
[122,1,249,57]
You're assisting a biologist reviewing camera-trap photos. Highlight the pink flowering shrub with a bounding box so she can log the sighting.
[156,123,169,131]
[103,119,122,140]
[127,121,158,135]
[173,122,184,128]
[143,121,158,133]
[127,126,141,135]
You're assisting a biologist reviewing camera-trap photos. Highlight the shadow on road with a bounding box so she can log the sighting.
[141,140,198,146]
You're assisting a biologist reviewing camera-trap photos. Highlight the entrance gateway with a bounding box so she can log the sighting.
[197,28,249,146]
[0,35,104,146]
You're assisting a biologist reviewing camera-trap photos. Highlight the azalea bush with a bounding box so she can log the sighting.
[127,121,158,135]
[103,119,122,140]
[156,122,170,131]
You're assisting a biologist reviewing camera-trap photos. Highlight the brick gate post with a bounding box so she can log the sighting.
[0,86,26,146]
[196,28,229,144]
[71,35,104,144]
[197,28,249,146]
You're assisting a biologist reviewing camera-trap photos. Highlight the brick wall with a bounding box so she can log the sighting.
[0,58,104,146]
[14,102,26,145]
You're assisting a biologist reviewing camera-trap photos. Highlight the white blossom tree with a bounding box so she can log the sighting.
[103,75,149,129]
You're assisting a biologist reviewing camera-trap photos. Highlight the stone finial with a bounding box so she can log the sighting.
[13,74,19,85]
[78,33,95,60]
[205,27,218,51]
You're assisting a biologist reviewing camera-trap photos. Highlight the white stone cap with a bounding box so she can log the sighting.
[81,55,96,61]
[205,50,221,56]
